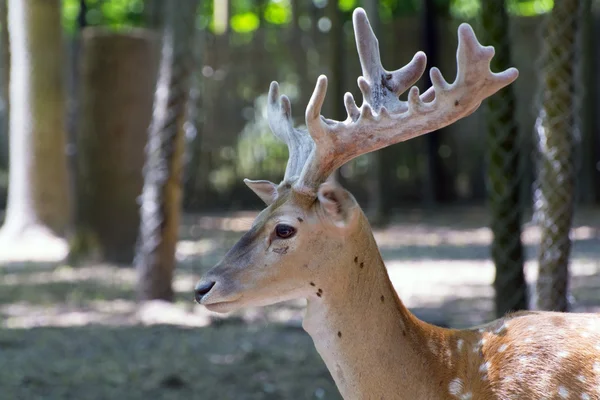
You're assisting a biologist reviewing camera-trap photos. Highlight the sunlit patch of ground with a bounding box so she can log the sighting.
[0,207,598,399]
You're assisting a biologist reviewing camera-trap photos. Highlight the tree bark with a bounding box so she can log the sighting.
[136,0,200,301]
[480,0,528,317]
[0,0,70,262]
[143,0,164,30]
[70,29,159,265]
[535,0,581,312]
[0,0,9,171]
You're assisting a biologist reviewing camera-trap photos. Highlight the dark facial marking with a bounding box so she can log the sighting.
[316,292,322,297]
[297,217,304,222]
[338,331,342,338]
[454,100,459,106]
[402,330,406,336]
[354,256,358,263]
[310,282,316,286]
[284,183,292,189]
[273,246,289,255]
[380,295,385,303]
[360,262,364,268]
[226,225,261,259]
[318,288,323,294]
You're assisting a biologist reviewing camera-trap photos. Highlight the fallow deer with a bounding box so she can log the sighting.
[195,8,600,400]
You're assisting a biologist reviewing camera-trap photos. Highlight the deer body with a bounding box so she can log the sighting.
[194,8,600,399]
[303,207,600,400]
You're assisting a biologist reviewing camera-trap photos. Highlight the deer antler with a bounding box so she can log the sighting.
[294,7,519,194]
[266,81,315,183]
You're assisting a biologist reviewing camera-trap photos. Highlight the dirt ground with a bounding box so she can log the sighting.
[0,207,599,399]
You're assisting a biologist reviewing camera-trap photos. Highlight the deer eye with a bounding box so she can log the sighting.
[275,224,296,239]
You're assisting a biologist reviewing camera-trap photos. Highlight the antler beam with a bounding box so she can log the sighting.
[293,8,519,194]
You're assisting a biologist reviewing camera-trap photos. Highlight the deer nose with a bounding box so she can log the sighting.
[194,280,216,303]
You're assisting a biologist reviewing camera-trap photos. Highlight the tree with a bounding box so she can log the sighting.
[421,0,454,206]
[0,0,70,261]
[135,0,200,301]
[480,0,528,317]
[534,0,581,311]
[70,29,159,264]
[0,0,9,173]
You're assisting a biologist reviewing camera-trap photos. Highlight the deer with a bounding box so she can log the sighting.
[194,8,600,400]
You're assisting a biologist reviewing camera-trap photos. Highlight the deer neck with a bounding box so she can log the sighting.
[302,219,457,400]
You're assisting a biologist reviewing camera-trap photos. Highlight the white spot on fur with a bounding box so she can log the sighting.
[594,362,600,373]
[581,393,591,400]
[557,351,569,358]
[446,348,453,363]
[495,323,508,334]
[428,340,438,355]
[577,375,586,383]
[581,331,590,338]
[498,343,508,352]
[518,355,529,364]
[479,361,490,373]
[449,378,463,396]
[457,339,464,352]
[460,393,472,400]
[558,386,569,398]
[524,337,533,344]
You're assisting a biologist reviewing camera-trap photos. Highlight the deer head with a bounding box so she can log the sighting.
[194,8,518,314]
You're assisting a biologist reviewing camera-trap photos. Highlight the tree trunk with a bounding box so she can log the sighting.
[70,29,159,265]
[421,0,456,205]
[535,0,581,312]
[0,0,70,262]
[136,0,200,301]
[480,0,528,317]
[0,0,9,172]
[143,0,164,30]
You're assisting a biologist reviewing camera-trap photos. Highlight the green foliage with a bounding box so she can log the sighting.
[451,0,554,18]
[60,0,556,36]
[62,0,144,33]
[264,1,291,25]
[231,12,260,33]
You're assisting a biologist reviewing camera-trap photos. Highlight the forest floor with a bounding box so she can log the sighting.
[0,207,599,400]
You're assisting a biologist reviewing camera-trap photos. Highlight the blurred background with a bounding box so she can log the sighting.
[0,0,598,399]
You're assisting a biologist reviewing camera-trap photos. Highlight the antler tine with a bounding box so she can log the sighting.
[267,81,315,183]
[293,8,518,195]
[353,8,427,113]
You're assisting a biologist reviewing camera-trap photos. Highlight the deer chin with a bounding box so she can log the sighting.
[203,299,242,314]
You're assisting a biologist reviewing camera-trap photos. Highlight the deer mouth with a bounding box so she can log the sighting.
[194,279,243,312]
[203,299,242,314]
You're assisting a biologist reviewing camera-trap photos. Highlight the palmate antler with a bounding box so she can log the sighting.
[266,7,518,195]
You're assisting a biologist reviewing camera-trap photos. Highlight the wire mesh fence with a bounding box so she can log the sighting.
[479,0,528,318]
[533,0,584,312]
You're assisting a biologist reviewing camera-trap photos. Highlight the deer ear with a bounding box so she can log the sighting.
[317,182,358,228]
[244,179,278,205]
